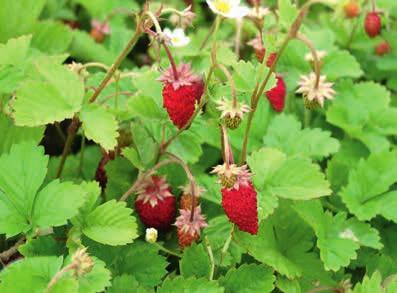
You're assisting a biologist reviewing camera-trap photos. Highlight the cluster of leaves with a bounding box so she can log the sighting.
[1,0,397,292]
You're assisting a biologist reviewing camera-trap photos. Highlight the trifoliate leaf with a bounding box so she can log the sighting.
[114,242,168,287]
[12,61,85,126]
[107,275,149,293]
[322,50,363,80]
[264,114,339,159]
[0,256,63,292]
[340,151,397,222]
[234,204,315,278]
[82,200,138,246]
[157,277,224,293]
[80,104,119,151]
[180,243,211,279]
[0,113,44,154]
[219,264,275,293]
[248,148,331,204]
[293,200,382,271]
[327,81,395,153]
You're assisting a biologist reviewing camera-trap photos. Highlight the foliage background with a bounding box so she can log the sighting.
[1,0,397,292]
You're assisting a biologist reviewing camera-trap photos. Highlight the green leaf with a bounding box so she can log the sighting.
[293,200,382,271]
[82,200,138,246]
[264,114,339,159]
[0,35,31,66]
[220,264,275,293]
[0,142,48,237]
[278,0,298,29]
[0,113,44,154]
[33,180,86,229]
[232,60,276,93]
[168,131,203,164]
[340,151,397,222]
[327,81,394,153]
[0,256,63,292]
[19,235,65,257]
[78,257,111,293]
[234,204,315,278]
[351,271,384,293]
[129,121,158,168]
[0,0,46,42]
[114,242,168,287]
[12,61,85,126]
[31,21,73,54]
[248,148,331,207]
[107,275,149,293]
[321,50,363,80]
[80,104,119,151]
[157,277,224,293]
[127,95,166,120]
[180,243,211,279]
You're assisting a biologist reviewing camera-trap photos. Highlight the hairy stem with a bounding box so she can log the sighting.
[215,63,238,107]
[296,33,321,88]
[0,237,26,262]
[204,237,215,280]
[45,263,77,293]
[154,242,182,258]
[220,225,234,266]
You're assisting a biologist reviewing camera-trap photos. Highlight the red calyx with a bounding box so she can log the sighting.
[95,151,115,190]
[365,12,381,38]
[135,196,176,231]
[375,41,391,56]
[162,80,204,129]
[221,182,258,235]
[266,75,286,112]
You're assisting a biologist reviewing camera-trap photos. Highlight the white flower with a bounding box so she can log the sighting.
[304,50,327,62]
[248,6,270,19]
[206,0,250,18]
[145,228,158,243]
[296,72,335,108]
[163,28,190,47]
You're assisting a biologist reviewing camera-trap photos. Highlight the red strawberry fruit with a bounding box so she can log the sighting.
[221,181,258,235]
[375,40,391,56]
[344,1,360,19]
[159,64,204,129]
[175,206,207,248]
[266,75,286,112]
[135,175,176,230]
[364,12,381,38]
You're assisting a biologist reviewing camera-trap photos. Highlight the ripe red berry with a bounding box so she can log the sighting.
[159,64,204,129]
[221,182,258,235]
[375,41,391,56]
[135,176,176,230]
[162,80,204,129]
[266,75,286,112]
[344,1,360,19]
[364,12,381,38]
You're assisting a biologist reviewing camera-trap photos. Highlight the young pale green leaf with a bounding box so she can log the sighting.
[0,35,31,66]
[180,243,211,279]
[12,61,85,126]
[0,113,44,154]
[0,256,63,292]
[0,0,46,42]
[82,200,138,246]
[114,242,168,287]
[157,277,224,293]
[127,95,166,120]
[351,271,384,293]
[293,200,382,271]
[278,0,298,29]
[219,264,275,293]
[80,104,119,151]
[32,180,86,229]
[107,275,149,293]
[248,148,331,203]
[264,114,339,159]
[340,151,397,222]
[321,50,363,80]
[0,142,48,237]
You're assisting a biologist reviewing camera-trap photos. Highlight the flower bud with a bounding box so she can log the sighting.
[145,228,158,243]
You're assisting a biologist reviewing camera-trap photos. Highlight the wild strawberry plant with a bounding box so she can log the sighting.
[0,0,397,292]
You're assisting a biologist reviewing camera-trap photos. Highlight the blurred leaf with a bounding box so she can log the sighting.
[31,21,73,54]
[158,277,224,293]
[180,244,211,279]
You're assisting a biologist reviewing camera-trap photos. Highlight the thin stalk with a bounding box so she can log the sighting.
[0,237,26,262]
[296,33,321,88]
[78,137,86,177]
[154,242,182,258]
[215,63,237,107]
[55,122,66,142]
[162,42,179,80]
[81,62,109,71]
[199,19,217,50]
[345,17,360,49]
[371,0,376,11]
[204,237,215,280]
[220,225,234,266]
[234,18,243,59]
[45,263,77,293]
